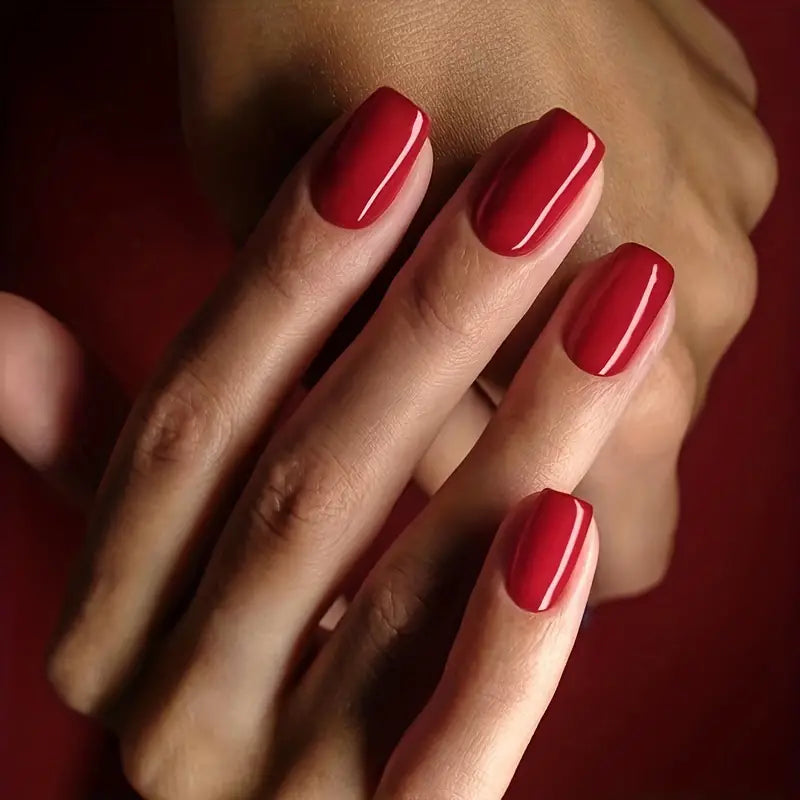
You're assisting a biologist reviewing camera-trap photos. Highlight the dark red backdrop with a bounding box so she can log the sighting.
[1,2,798,798]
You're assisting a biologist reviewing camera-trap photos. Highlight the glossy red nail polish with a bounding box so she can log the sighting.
[564,243,674,376]
[311,87,429,229]
[473,109,604,256]
[506,489,593,612]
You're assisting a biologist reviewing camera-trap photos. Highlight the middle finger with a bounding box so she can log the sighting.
[123,109,605,798]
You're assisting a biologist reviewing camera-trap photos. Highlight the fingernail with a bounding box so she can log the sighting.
[564,243,674,376]
[506,489,592,612]
[473,109,604,256]
[311,86,429,229]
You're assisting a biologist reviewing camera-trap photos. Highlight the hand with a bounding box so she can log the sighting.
[173,0,777,601]
[4,94,673,796]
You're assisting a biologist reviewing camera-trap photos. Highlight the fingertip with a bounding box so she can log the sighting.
[0,294,84,467]
[0,294,124,504]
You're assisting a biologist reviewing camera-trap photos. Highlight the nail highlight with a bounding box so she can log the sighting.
[564,243,674,376]
[506,489,592,612]
[473,109,604,256]
[311,87,429,229]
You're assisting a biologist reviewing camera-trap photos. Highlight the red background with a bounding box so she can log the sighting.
[1,2,798,798]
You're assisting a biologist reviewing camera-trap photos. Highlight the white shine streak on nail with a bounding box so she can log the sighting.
[511,131,597,251]
[538,498,585,611]
[357,110,425,223]
[597,262,659,376]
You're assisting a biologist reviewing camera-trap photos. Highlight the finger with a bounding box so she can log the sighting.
[0,293,125,507]
[48,86,433,714]
[414,387,492,494]
[377,490,598,800]
[120,110,606,799]
[284,243,674,794]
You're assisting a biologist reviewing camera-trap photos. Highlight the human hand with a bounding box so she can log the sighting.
[173,0,777,600]
[5,92,673,796]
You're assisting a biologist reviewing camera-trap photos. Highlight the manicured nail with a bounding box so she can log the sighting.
[564,243,674,376]
[473,109,604,256]
[311,87,429,229]
[506,489,592,612]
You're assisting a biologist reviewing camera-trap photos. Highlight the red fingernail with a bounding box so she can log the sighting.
[564,243,674,376]
[311,87,429,229]
[473,109,604,256]
[506,489,593,612]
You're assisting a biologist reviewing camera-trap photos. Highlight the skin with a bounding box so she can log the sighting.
[0,1,775,794]
[2,107,675,797]
[173,0,778,600]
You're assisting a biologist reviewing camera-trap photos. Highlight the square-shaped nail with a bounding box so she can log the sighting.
[506,489,593,612]
[311,87,429,229]
[564,243,674,376]
[473,109,604,256]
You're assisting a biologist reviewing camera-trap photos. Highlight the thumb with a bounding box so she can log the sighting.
[0,293,127,508]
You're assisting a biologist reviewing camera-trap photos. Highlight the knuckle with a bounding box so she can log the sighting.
[400,247,493,353]
[244,201,352,305]
[465,642,551,714]
[736,117,779,226]
[251,228,315,307]
[723,237,759,335]
[714,100,779,228]
[120,692,265,800]
[595,485,678,601]
[672,0,759,108]
[728,56,759,111]
[683,212,758,350]
[121,726,212,800]
[46,642,104,717]
[121,733,183,800]
[387,787,468,800]
[120,733,164,800]
[713,18,760,109]
[132,365,233,476]
[700,234,758,348]
[604,555,671,601]
[611,336,696,460]
[246,444,359,558]
[659,335,698,424]
[605,542,673,600]
[359,558,432,658]
[747,116,778,220]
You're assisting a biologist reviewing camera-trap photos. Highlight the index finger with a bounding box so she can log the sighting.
[48,87,433,715]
